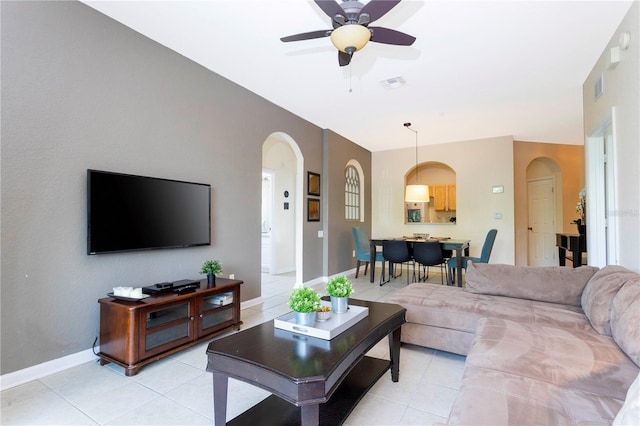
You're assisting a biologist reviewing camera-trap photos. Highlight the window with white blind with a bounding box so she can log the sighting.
[345,165,360,221]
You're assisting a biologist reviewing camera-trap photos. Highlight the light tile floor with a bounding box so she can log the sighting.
[1,267,465,425]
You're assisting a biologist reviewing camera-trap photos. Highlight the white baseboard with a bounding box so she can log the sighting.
[1,269,357,392]
[0,349,99,391]
[240,297,264,309]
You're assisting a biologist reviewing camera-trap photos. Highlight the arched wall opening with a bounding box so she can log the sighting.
[262,132,304,287]
[404,161,457,224]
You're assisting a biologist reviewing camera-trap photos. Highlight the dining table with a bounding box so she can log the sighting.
[369,237,471,287]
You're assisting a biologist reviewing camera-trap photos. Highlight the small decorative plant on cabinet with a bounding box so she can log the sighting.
[326,275,353,314]
[288,286,321,326]
[200,259,223,285]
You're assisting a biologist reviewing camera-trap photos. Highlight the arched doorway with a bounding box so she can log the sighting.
[262,133,303,290]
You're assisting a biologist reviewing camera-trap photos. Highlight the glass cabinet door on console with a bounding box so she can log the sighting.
[139,300,194,359]
[198,292,236,337]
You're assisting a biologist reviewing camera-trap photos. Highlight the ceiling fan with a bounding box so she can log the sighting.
[281,0,416,67]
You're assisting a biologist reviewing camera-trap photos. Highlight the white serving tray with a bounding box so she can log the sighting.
[274,301,369,340]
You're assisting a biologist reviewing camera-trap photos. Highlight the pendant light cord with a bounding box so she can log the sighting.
[404,123,419,181]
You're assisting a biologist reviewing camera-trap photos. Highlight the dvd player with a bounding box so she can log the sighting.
[142,279,200,295]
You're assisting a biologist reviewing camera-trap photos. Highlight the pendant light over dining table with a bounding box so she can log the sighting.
[404,123,430,202]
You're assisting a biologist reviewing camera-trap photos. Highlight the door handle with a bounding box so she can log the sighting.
[528,227,533,231]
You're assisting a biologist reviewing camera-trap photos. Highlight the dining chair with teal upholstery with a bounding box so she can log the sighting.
[352,227,384,279]
[447,229,498,285]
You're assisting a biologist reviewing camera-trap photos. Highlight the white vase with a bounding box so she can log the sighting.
[294,311,317,326]
[331,296,349,314]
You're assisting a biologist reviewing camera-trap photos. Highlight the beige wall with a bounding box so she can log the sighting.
[372,135,515,265]
[513,141,585,266]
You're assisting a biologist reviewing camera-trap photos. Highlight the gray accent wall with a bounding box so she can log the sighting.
[1,1,367,374]
[324,130,373,276]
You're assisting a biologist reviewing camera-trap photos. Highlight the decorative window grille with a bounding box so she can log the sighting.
[345,165,360,220]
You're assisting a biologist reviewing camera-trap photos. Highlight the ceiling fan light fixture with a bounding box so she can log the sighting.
[330,24,371,54]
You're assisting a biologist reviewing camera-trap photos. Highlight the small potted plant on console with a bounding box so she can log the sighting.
[326,275,353,314]
[200,259,222,286]
[288,286,321,326]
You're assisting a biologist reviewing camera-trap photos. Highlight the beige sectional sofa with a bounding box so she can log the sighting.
[387,263,640,425]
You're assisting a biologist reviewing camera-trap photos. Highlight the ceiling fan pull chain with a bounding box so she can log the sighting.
[349,62,353,93]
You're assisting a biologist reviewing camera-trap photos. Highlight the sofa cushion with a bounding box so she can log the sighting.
[465,263,598,306]
[582,265,636,336]
[466,318,639,401]
[448,367,625,425]
[387,283,593,356]
[610,277,640,368]
[613,372,640,425]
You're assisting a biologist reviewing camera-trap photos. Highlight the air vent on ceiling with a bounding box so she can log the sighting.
[380,76,406,89]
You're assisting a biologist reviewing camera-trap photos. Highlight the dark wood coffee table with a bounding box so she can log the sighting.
[206,299,406,425]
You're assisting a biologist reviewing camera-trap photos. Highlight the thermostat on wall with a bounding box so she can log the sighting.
[492,185,504,194]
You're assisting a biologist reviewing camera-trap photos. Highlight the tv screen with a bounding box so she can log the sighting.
[87,169,211,255]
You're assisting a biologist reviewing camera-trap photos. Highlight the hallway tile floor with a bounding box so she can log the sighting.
[1,268,465,425]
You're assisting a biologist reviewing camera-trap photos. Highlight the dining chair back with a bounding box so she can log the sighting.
[412,241,446,285]
[447,229,498,284]
[352,227,384,279]
[478,228,498,262]
[381,240,413,285]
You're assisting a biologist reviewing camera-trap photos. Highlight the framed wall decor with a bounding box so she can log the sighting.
[307,198,320,222]
[408,209,421,223]
[307,172,320,196]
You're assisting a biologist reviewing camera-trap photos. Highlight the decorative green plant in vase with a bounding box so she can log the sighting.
[288,287,321,326]
[200,259,222,285]
[288,287,321,312]
[326,275,353,298]
[326,275,353,314]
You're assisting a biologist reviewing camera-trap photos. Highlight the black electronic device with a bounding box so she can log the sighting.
[87,169,211,255]
[173,284,199,294]
[142,282,174,295]
[142,279,200,295]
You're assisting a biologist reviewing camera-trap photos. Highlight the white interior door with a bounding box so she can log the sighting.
[261,171,274,273]
[527,177,557,266]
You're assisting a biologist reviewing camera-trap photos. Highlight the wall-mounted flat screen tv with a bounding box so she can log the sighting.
[87,169,211,255]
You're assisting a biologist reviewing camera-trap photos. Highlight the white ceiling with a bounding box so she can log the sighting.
[82,0,632,152]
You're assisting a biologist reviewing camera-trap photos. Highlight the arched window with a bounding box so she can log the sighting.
[345,165,360,221]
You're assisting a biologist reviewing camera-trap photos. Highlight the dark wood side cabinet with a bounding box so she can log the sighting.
[556,233,587,268]
[98,278,242,376]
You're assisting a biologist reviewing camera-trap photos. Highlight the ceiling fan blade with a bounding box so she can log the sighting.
[360,0,401,23]
[338,51,352,67]
[280,30,331,43]
[314,0,346,19]
[369,26,416,46]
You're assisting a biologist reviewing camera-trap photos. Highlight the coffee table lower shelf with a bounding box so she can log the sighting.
[228,356,390,426]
